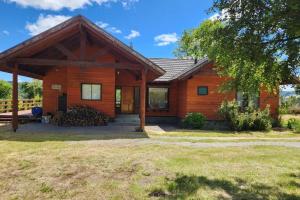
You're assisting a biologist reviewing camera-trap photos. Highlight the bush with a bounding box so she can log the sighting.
[182,112,206,129]
[287,118,300,133]
[219,101,272,131]
[51,105,109,126]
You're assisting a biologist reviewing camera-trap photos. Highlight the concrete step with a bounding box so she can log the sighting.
[113,114,140,125]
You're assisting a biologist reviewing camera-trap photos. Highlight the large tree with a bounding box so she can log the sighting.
[0,80,12,99]
[176,0,300,94]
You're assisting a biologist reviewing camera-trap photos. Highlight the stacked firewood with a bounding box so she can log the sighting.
[51,105,109,126]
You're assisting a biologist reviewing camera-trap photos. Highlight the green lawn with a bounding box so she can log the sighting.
[0,128,299,199]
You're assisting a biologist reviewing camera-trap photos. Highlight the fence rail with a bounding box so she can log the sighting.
[0,99,42,113]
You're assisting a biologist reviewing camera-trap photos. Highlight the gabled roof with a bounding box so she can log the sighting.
[150,57,210,82]
[0,15,165,76]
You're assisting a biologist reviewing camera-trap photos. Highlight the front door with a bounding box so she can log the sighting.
[121,86,134,113]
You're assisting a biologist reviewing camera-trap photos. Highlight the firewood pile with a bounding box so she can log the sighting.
[51,105,109,126]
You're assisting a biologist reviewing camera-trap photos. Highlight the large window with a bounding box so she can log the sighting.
[81,83,101,100]
[237,91,259,109]
[148,87,169,110]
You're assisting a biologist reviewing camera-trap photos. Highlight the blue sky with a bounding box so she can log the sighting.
[0,0,294,91]
[0,0,215,82]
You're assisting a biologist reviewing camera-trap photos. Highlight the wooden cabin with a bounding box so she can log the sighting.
[0,15,279,131]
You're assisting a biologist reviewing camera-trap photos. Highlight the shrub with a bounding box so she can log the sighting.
[287,118,300,133]
[219,100,272,131]
[287,118,297,129]
[51,105,109,126]
[182,112,206,129]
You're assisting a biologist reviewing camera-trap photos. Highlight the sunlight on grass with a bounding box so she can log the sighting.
[0,127,299,199]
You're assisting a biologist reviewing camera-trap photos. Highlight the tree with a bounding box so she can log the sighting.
[175,0,300,94]
[19,80,42,99]
[296,85,300,95]
[0,80,12,99]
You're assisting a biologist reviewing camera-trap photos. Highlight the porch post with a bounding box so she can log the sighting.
[140,68,147,130]
[12,64,18,132]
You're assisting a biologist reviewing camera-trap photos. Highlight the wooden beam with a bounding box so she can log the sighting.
[15,58,139,69]
[140,68,147,130]
[80,25,86,61]
[0,65,43,79]
[54,43,77,60]
[12,64,18,132]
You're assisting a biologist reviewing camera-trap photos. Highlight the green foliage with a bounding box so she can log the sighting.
[287,118,300,133]
[295,85,300,95]
[182,112,206,129]
[176,0,300,94]
[19,80,42,99]
[219,100,272,131]
[279,96,300,114]
[0,80,12,99]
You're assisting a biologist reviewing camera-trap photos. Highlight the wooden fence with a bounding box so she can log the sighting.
[0,99,42,113]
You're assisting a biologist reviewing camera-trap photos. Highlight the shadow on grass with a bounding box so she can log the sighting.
[0,125,149,142]
[149,174,300,200]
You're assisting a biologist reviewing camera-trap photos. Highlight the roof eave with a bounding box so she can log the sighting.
[175,58,211,80]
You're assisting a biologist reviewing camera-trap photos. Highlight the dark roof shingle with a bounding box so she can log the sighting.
[149,58,195,82]
[149,58,209,82]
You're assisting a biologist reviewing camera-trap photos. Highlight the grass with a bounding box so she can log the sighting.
[150,129,300,138]
[0,127,299,199]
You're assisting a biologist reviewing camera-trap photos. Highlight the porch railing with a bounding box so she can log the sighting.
[0,99,42,113]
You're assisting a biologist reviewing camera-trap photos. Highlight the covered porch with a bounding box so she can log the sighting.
[0,15,165,131]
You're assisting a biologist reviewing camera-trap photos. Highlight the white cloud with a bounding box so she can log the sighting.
[25,14,71,36]
[121,0,138,9]
[95,21,109,29]
[108,27,122,34]
[2,30,10,36]
[154,33,178,46]
[209,9,229,21]
[5,0,139,11]
[95,21,122,34]
[125,30,140,40]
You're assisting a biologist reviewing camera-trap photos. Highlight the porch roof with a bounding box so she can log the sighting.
[0,15,165,79]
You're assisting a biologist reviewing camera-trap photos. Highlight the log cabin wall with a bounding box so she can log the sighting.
[43,66,67,114]
[177,80,188,118]
[260,89,279,118]
[43,44,117,117]
[182,63,279,120]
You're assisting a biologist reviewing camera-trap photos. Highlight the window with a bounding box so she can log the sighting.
[81,84,101,100]
[148,87,169,110]
[197,86,208,95]
[237,91,259,109]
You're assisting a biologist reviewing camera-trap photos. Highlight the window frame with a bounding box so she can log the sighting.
[147,86,170,111]
[236,91,260,109]
[197,86,209,96]
[81,83,102,101]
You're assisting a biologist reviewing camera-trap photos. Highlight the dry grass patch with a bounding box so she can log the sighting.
[0,129,299,199]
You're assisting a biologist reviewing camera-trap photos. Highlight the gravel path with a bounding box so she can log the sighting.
[155,136,300,141]
[70,138,300,148]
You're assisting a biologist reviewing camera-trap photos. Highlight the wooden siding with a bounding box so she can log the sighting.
[185,63,235,120]
[43,66,67,114]
[67,66,116,117]
[181,63,279,120]
[177,80,188,118]
[260,89,279,118]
